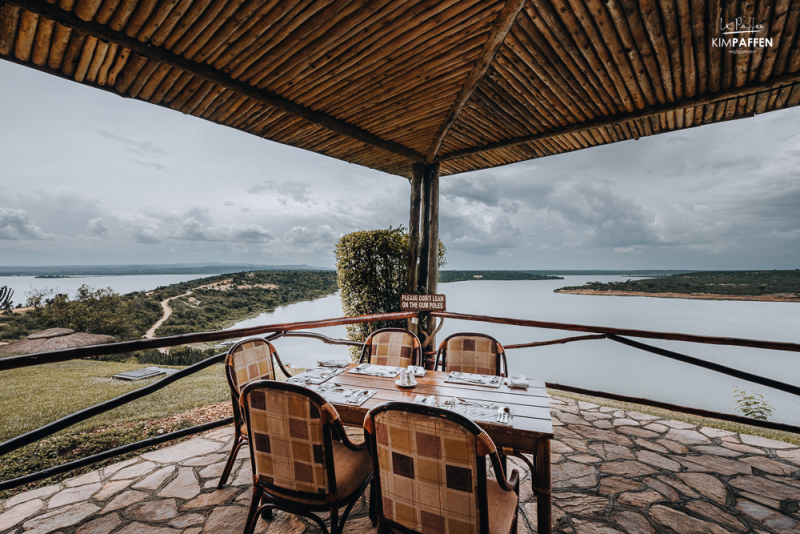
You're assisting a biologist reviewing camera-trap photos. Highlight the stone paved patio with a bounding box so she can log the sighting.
[2,395,799,533]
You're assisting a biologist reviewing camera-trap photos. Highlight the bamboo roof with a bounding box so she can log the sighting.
[1,0,799,178]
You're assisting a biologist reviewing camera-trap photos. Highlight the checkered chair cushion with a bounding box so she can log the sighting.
[441,335,503,376]
[373,410,481,533]
[245,388,332,496]
[228,339,276,392]
[366,330,420,367]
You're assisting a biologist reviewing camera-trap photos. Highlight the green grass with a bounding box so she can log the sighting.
[549,389,800,446]
[0,360,229,442]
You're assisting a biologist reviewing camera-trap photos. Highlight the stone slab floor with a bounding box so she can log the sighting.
[2,396,799,534]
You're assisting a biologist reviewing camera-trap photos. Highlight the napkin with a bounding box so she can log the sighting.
[317,359,349,368]
[414,395,437,406]
[508,374,529,389]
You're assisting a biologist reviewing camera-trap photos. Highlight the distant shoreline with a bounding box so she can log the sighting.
[554,289,800,302]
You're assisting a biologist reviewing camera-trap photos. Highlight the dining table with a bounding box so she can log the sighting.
[307,363,555,534]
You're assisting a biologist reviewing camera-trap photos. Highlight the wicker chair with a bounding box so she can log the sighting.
[219,338,291,488]
[364,401,519,534]
[239,380,374,534]
[358,328,422,368]
[435,333,508,376]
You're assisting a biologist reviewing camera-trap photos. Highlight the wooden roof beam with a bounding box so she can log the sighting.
[438,71,800,162]
[3,0,426,163]
[425,0,525,163]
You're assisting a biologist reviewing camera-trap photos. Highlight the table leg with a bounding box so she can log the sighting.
[534,439,552,534]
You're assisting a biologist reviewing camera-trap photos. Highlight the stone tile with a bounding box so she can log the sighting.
[101,490,149,513]
[642,423,668,433]
[169,513,206,528]
[551,440,574,454]
[22,502,100,534]
[4,485,58,508]
[158,467,201,500]
[736,499,800,532]
[598,460,657,477]
[48,483,104,509]
[0,499,44,531]
[634,439,669,454]
[635,450,681,471]
[181,487,242,510]
[593,420,614,429]
[103,458,138,477]
[199,461,226,479]
[739,434,797,450]
[616,491,664,507]
[554,492,609,518]
[677,473,728,504]
[571,454,602,464]
[75,513,122,534]
[110,461,157,481]
[665,428,710,444]
[642,478,680,502]
[612,418,640,427]
[613,511,654,534]
[264,509,307,533]
[93,479,133,501]
[126,498,179,521]
[598,477,644,495]
[570,425,633,448]
[588,443,635,461]
[552,461,598,489]
[686,501,748,532]
[691,445,742,457]
[231,463,253,487]
[660,420,696,430]
[722,441,767,455]
[142,439,224,464]
[203,427,235,442]
[650,504,729,534]
[64,470,102,488]
[182,453,228,467]
[204,505,251,533]
[116,522,181,534]
[132,465,175,491]
[571,519,623,533]
[738,491,782,510]
[699,426,731,439]
[653,475,699,499]
[617,426,660,439]
[776,448,800,464]
[578,401,599,410]
[739,456,799,476]
[728,475,800,500]
[677,455,752,476]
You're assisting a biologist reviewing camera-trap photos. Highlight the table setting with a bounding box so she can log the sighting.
[444,371,504,388]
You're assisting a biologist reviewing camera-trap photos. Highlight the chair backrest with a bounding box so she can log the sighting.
[225,338,278,395]
[365,402,497,534]
[436,333,506,376]
[360,328,421,367]
[241,380,340,499]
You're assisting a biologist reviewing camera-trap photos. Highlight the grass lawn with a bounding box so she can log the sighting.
[0,359,230,442]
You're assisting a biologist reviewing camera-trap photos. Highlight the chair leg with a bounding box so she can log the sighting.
[369,480,377,527]
[260,493,273,521]
[243,487,263,534]
[218,431,243,489]
[329,505,339,534]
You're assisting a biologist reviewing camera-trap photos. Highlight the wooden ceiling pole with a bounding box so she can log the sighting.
[425,0,526,162]
[3,0,425,163]
[438,71,800,162]
[406,163,423,335]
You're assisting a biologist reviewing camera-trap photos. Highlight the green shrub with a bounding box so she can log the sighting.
[733,386,774,421]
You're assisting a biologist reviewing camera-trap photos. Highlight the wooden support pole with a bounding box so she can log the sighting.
[423,163,440,348]
[417,166,431,294]
[406,163,423,333]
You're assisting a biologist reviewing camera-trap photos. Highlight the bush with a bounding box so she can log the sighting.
[335,227,445,350]
[733,386,774,420]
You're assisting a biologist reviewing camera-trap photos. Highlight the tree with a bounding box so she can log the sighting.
[335,227,445,349]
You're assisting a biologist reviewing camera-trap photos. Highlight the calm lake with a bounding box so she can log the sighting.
[0,275,209,302]
[230,276,800,426]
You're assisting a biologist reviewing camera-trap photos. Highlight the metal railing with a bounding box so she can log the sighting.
[1,308,799,492]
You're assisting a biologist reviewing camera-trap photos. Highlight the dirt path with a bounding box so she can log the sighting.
[145,292,192,351]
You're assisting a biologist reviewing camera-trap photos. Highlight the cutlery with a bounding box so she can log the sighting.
[443,398,456,409]
[456,397,491,408]
[501,407,511,424]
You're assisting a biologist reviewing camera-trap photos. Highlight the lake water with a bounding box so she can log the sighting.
[230,276,800,426]
[0,275,209,303]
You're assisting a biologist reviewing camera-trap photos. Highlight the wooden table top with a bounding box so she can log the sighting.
[326,364,554,448]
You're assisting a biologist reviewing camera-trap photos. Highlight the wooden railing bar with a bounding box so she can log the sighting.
[546,383,800,436]
[278,331,364,347]
[505,334,607,350]
[0,311,416,371]
[430,311,800,353]
[0,417,234,492]
[606,335,800,398]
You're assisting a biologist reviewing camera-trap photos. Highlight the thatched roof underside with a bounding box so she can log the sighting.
[1,0,799,178]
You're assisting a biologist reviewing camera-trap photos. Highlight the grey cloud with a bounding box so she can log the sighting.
[283,225,339,246]
[86,217,109,238]
[767,228,800,240]
[233,225,274,243]
[0,208,47,240]
[87,127,168,156]
[248,180,312,204]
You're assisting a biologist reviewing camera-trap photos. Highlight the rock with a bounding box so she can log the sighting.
[698,427,730,439]
[115,522,181,534]
[199,461,227,479]
[571,518,623,533]
[571,454,602,464]
[776,448,800,464]
[642,478,680,502]
[142,439,224,464]
[643,423,668,433]
[110,461,157,481]
[612,419,640,427]
[5,485,59,508]
[22,502,100,534]
[660,420,696,430]
[635,439,669,454]
[48,482,104,509]
[551,440,575,454]
[738,491,782,510]
[75,513,122,534]
[739,456,798,476]
[665,429,709,444]
[578,401,600,410]
[158,467,201,500]
[598,461,657,477]
[182,453,228,467]
[635,450,681,471]
[736,499,800,532]
[588,443,635,461]
[169,513,206,528]
[652,476,699,499]
[656,439,689,454]
[613,511,655,534]
[677,473,728,504]
[64,471,102,488]
[616,490,665,507]
[570,425,633,448]
[103,458,139,477]
[101,490,149,513]
[677,455,752,476]
[93,479,133,501]
[126,499,179,521]
[593,420,614,429]
[650,505,729,534]
[232,463,254,487]
[739,434,797,450]
[686,501,747,532]
[728,475,800,500]
[181,487,242,510]
[265,510,307,534]
[552,461,598,489]
[691,445,742,458]
[0,499,44,531]
[133,465,176,491]
[204,505,251,533]
[598,477,644,495]
[554,492,609,517]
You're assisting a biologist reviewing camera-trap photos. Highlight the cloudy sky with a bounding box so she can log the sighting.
[2,60,800,270]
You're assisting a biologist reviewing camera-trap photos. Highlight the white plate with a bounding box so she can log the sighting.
[395,378,418,388]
